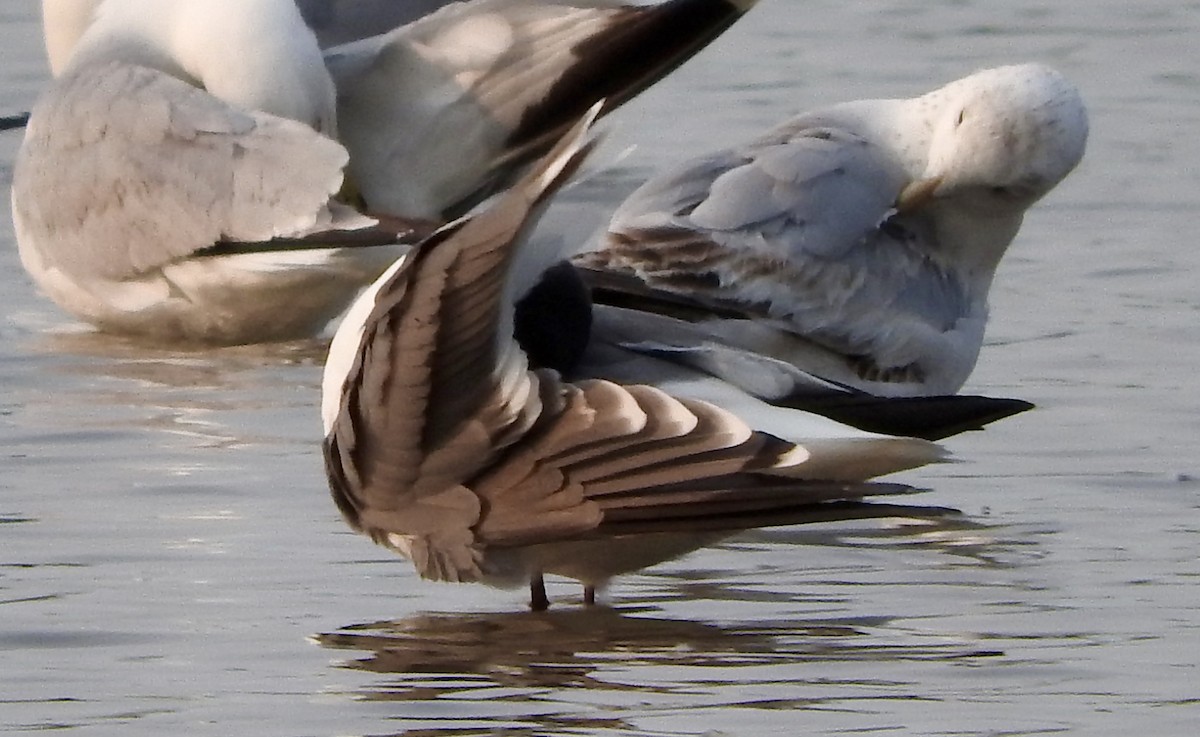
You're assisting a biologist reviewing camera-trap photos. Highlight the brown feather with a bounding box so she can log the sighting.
[323,108,952,594]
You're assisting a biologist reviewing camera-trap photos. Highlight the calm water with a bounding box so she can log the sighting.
[3,1,1199,735]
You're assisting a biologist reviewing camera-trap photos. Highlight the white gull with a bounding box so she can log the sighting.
[16,0,757,344]
[579,63,1089,396]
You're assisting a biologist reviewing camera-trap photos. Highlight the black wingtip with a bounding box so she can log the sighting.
[788,394,1036,441]
[504,0,755,171]
[1,111,30,131]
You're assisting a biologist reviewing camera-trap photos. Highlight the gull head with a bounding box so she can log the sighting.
[909,63,1088,214]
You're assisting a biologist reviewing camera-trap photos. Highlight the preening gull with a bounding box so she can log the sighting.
[321,107,956,611]
[579,63,1089,396]
[16,0,757,344]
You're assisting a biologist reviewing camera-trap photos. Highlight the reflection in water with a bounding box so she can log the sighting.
[741,514,1052,570]
[28,329,329,390]
[310,513,1038,735]
[13,330,330,450]
[316,604,1002,735]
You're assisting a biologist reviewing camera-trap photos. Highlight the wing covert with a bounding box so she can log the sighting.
[14,63,349,284]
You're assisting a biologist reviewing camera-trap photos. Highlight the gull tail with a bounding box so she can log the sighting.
[781,394,1035,441]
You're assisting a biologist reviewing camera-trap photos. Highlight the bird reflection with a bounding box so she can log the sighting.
[315,605,1002,702]
[741,513,1046,569]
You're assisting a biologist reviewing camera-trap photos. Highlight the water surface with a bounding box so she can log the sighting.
[2,1,1199,735]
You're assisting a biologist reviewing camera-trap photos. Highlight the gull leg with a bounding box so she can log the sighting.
[583,585,596,606]
[530,574,549,612]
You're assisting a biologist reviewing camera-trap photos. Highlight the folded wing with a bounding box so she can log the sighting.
[13,62,355,285]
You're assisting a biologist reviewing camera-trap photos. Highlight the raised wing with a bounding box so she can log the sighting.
[324,107,603,581]
[324,110,948,584]
[323,0,758,219]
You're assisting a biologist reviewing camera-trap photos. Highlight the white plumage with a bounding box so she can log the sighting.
[583,63,1089,395]
[18,0,758,343]
[16,0,402,344]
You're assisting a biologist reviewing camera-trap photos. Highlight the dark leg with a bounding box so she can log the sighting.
[583,585,596,606]
[530,574,549,611]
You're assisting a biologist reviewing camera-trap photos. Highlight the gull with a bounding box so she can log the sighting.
[16,0,407,344]
[15,0,756,344]
[37,0,759,219]
[578,63,1089,396]
[321,107,956,611]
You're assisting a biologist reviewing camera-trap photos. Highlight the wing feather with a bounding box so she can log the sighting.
[325,0,757,218]
[14,63,349,285]
[324,109,599,578]
[591,114,982,387]
[324,108,949,585]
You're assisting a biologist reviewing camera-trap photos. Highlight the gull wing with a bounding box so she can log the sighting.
[323,0,758,219]
[589,117,977,383]
[12,62,356,284]
[604,122,907,262]
[577,287,1032,440]
[324,109,947,583]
